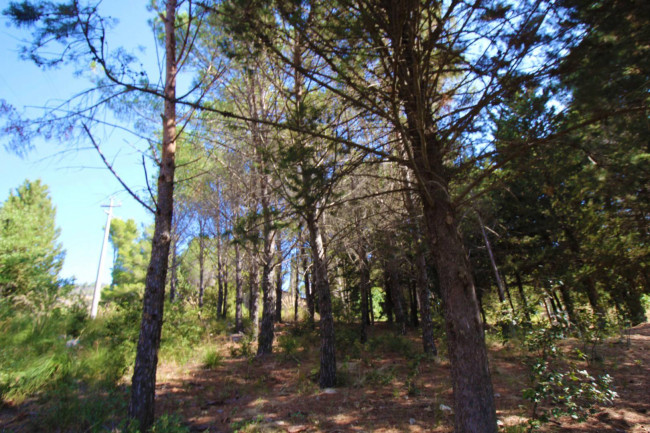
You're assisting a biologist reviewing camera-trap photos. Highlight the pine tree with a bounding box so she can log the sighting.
[0,179,65,304]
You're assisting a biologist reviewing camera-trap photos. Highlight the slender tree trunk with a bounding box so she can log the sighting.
[409,278,419,327]
[415,247,437,356]
[249,256,260,338]
[543,298,555,325]
[275,234,283,323]
[515,272,531,323]
[477,212,506,303]
[368,287,375,325]
[301,246,315,326]
[216,236,224,315]
[558,284,579,326]
[503,277,516,315]
[386,257,406,335]
[128,1,177,429]
[169,234,177,303]
[235,243,243,332]
[306,211,336,388]
[548,292,561,317]
[622,283,646,325]
[561,222,606,322]
[383,278,394,324]
[293,251,300,322]
[198,227,205,309]
[222,267,228,317]
[357,248,370,344]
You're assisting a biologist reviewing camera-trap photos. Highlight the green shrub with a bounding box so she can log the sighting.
[278,334,301,360]
[522,323,617,431]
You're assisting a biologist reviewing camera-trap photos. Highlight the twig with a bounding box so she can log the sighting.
[82,123,155,214]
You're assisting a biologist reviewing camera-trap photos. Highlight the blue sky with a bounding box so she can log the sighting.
[0,0,161,285]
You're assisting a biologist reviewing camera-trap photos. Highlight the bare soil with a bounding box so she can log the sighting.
[156,322,650,433]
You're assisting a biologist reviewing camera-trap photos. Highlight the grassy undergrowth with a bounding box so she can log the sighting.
[0,297,216,432]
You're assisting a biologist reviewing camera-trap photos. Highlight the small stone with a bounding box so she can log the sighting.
[322,388,337,394]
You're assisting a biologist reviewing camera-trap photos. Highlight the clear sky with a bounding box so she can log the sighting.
[0,0,161,285]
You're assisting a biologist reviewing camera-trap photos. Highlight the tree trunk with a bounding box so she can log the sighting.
[415,247,437,356]
[198,225,206,309]
[257,226,277,355]
[249,256,260,338]
[301,245,315,326]
[357,247,370,343]
[515,272,531,323]
[275,234,283,323]
[477,212,506,303]
[235,243,243,332]
[306,211,336,388]
[420,182,497,432]
[128,1,176,429]
[368,287,375,325]
[216,235,224,315]
[503,276,516,316]
[409,277,419,327]
[385,257,406,335]
[169,234,178,303]
[622,283,646,325]
[383,278,394,324]
[293,251,300,322]
[558,283,579,326]
[222,267,228,317]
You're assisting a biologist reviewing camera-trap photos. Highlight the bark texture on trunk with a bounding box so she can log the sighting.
[301,246,315,326]
[422,194,497,432]
[169,234,178,303]
[216,235,224,315]
[415,248,437,356]
[257,227,277,355]
[409,279,419,327]
[275,235,283,323]
[235,243,243,332]
[307,212,336,388]
[293,251,300,321]
[128,1,177,430]
[249,257,260,337]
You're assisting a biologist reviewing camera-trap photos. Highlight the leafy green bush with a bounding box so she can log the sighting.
[522,323,617,431]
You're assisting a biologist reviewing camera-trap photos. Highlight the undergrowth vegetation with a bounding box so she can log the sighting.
[0,295,215,432]
[1,289,640,433]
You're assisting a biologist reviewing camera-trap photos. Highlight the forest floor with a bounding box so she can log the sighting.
[2,322,649,433]
[155,322,650,433]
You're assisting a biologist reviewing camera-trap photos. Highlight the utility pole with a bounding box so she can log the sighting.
[90,197,120,319]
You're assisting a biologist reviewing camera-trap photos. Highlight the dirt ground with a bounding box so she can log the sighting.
[155,322,650,433]
[2,322,649,432]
